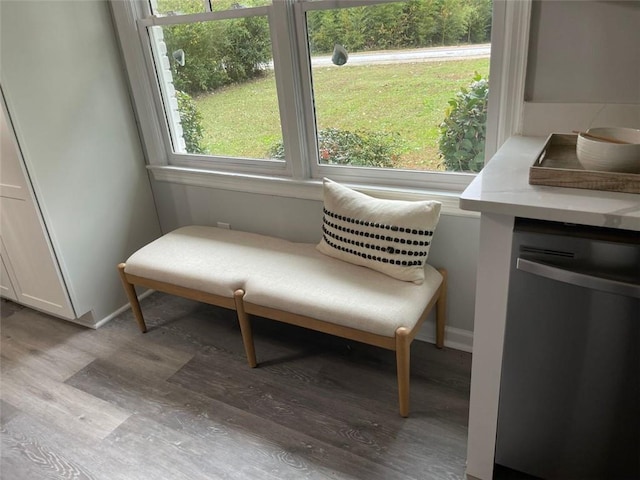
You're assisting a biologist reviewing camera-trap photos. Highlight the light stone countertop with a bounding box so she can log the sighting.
[460,135,640,231]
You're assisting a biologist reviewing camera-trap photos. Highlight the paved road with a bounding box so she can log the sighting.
[310,43,490,67]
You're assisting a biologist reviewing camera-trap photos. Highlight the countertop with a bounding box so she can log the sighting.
[459,135,640,231]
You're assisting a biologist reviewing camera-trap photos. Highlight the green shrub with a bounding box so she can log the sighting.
[268,128,403,168]
[438,73,488,172]
[167,22,227,94]
[221,16,272,84]
[162,14,271,95]
[176,90,207,154]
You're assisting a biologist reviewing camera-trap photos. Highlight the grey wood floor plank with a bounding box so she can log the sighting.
[108,413,327,480]
[1,308,132,359]
[131,300,469,431]
[0,298,24,320]
[1,293,472,480]
[1,411,177,480]
[124,301,246,357]
[0,358,130,442]
[1,421,98,480]
[1,329,95,382]
[112,299,468,477]
[141,300,471,412]
[245,328,471,422]
[1,305,193,382]
[66,358,415,480]
[120,297,470,478]
[168,344,467,479]
[0,399,21,427]
[101,337,195,382]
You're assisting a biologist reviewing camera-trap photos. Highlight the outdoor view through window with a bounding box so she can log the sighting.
[151,0,491,173]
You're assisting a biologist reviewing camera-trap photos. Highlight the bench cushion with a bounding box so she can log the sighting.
[125,225,442,337]
[244,257,442,337]
[124,226,276,297]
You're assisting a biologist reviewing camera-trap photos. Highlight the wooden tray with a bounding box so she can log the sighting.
[529,134,640,194]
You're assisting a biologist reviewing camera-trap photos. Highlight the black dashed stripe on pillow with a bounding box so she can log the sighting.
[321,224,429,258]
[322,235,423,267]
[323,215,432,246]
[323,208,435,236]
[322,209,431,267]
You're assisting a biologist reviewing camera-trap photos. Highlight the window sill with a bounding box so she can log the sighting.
[147,165,479,218]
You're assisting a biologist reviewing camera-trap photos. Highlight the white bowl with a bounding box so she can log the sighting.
[576,127,640,173]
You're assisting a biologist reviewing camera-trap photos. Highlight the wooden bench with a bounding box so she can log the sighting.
[118,225,446,417]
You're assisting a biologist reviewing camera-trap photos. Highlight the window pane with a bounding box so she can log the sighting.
[150,16,283,160]
[151,0,208,16]
[151,0,272,16]
[210,0,272,13]
[305,0,491,173]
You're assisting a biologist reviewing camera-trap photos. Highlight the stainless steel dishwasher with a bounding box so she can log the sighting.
[495,218,639,479]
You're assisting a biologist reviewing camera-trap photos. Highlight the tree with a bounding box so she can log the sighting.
[435,0,467,45]
[464,0,492,43]
[361,3,406,50]
[307,10,345,54]
[306,0,492,53]
[401,0,438,47]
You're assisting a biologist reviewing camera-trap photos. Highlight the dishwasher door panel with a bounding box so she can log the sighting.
[495,222,640,479]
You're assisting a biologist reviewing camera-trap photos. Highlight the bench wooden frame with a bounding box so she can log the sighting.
[118,263,447,417]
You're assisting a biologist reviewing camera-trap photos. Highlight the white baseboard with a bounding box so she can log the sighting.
[415,320,473,353]
[90,289,155,329]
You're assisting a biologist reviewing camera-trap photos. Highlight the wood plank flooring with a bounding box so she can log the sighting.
[1,293,472,479]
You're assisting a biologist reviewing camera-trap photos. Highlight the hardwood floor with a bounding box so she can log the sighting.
[1,293,472,479]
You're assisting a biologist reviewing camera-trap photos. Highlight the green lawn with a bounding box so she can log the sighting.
[194,58,489,170]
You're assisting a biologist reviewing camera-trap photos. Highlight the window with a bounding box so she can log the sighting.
[111,0,530,201]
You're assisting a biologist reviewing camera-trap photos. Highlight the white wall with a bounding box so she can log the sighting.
[526,0,640,104]
[523,0,640,136]
[0,0,162,324]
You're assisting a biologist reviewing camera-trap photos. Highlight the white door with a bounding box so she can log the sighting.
[0,106,75,319]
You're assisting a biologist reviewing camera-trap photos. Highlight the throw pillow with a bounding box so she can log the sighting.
[316,178,441,283]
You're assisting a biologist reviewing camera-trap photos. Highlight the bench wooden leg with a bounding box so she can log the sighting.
[117,263,147,333]
[435,268,448,349]
[234,289,257,368]
[396,327,411,417]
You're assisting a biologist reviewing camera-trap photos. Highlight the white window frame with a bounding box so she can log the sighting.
[110,0,531,212]
[137,5,294,178]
